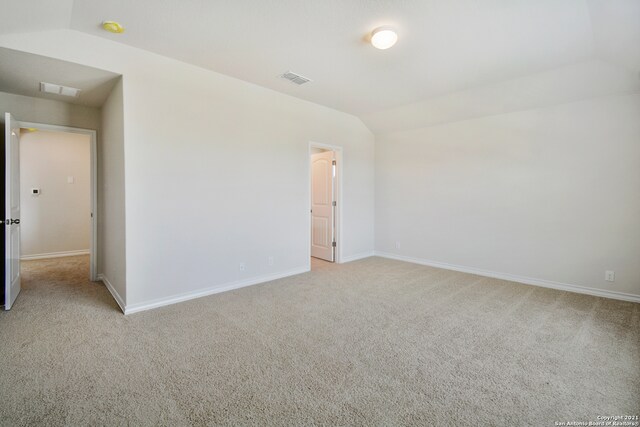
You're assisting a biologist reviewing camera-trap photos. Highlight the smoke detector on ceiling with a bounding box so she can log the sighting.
[280,71,312,85]
[102,21,125,34]
[40,82,81,97]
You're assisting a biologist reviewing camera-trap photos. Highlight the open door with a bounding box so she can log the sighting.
[4,113,21,310]
[310,151,335,262]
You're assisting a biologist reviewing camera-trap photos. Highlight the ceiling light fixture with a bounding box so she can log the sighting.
[102,21,125,34]
[371,26,398,50]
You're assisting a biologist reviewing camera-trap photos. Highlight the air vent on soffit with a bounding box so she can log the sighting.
[280,71,312,85]
[40,82,81,97]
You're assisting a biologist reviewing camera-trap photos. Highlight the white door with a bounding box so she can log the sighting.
[4,113,21,310]
[310,151,335,262]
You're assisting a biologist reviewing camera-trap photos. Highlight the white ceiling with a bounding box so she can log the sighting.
[0,47,120,108]
[1,0,639,129]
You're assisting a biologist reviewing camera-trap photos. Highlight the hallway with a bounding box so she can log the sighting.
[16,255,116,313]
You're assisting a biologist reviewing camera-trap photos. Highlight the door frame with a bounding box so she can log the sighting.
[308,141,343,267]
[20,121,98,282]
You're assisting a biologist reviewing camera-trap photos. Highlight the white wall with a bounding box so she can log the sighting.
[0,91,100,130]
[99,78,126,305]
[121,57,374,308]
[376,93,640,297]
[0,30,375,311]
[19,130,90,257]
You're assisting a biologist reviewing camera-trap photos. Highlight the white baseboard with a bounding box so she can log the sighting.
[340,251,375,263]
[21,249,90,261]
[374,251,640,303]
[97,274,126,313]
[124,266,310,315]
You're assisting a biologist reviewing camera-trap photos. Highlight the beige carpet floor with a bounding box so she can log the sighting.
[0,255,638,426]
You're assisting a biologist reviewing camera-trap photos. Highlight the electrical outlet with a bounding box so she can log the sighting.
[605,270,615,282]
[268,256,274,266]
[239,262,246,272]
[395,242,401,249]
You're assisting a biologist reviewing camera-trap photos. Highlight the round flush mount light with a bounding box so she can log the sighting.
[371,26,398,50]
[102,21,125,34]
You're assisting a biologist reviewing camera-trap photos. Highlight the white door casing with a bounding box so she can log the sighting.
[4,113,21,310]
[310,151,335,262]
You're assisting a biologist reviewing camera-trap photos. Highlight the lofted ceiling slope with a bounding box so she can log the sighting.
[0,0,638,131]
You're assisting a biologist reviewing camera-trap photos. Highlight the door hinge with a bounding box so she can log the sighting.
[332,160,336,166]
[332,201,336,207]
[332,241,336,247]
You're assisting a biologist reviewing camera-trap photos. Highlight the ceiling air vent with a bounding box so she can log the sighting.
[40,82,81,97]
[280,71,312,86]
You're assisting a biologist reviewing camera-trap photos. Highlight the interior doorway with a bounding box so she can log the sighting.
[309,142,342,268]
[3,116,97,310]
[20,122,97,280]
